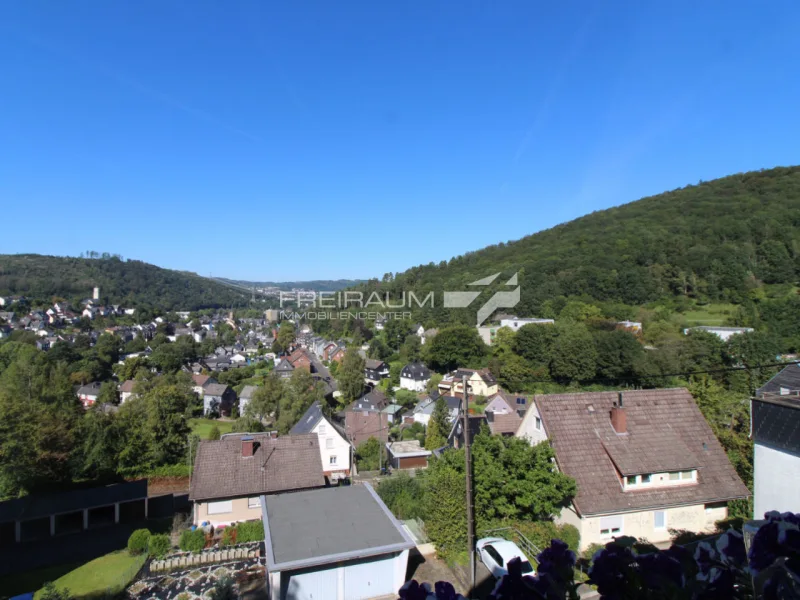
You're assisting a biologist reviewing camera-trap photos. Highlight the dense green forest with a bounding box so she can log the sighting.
[0,254,247,311]
[218,277,365,291]
[338,166,800,349]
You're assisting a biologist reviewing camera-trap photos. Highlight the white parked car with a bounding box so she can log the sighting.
[476,537,535,579]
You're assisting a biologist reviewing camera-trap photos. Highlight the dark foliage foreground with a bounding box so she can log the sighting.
[400,512,800,600]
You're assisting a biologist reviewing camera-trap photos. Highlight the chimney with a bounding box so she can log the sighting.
[241,436,255,457]
[610,392,627,434]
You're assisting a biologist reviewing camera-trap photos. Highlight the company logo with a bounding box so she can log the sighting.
[443,272,520,326]
[277,272,520,325]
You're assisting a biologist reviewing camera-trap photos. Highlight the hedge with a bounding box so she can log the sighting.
[179,528,206,553]
[148,534,171,559]
[127,529,151,556]
[236,520,264,543]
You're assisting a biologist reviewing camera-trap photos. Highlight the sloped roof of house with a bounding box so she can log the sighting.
[401,362,431,381]
[203,383,231,397]
[290,401,346,442]
[77,381,103,396]
[239,385,258,400]
[535,389,750,516]
[119,380,135,394]
[191,374,213,388]
[448,414,487,446]
[275,359,295,372]
[365,359,387,370]
[487,412,523,435]
[756,362,800,396]
[190,433,324,501]
[350,389,388,412]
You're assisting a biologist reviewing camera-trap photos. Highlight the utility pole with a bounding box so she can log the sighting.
[463,374,475,589]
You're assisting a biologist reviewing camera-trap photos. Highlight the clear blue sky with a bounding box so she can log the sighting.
[1,1,799,281]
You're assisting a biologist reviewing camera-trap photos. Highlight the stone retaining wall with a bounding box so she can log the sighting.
[150,544,260,573]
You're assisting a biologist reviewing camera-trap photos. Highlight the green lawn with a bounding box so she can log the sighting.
[190,418,234,439]
[33,551,145,599]
[678,303,738,326]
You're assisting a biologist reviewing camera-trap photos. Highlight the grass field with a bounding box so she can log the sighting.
[189,418,234,439]
[677,303,738,326]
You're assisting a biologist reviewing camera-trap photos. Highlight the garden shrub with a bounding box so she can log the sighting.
[236,520,264,543]
[220,525,238,547]
[179,528,206,553]
[148,533,171,558]
[127,528,151,556]
[40,582,72,600]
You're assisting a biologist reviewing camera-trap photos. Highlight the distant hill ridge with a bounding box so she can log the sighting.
[0,254,247,311]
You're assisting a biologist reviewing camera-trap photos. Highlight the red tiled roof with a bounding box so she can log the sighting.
[535,388,750,516]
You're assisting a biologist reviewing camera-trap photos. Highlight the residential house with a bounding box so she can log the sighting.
[420,328,438,345]
[119,380,136,403]
[344,390,390,448]
[202,383,237,416]
[385,440,431,470]
[485,390,527,417]
[412,324,425,338]
[231,352,248,364]
[275,359,295,380]
[77,382,103,408]
[189,433,325,527]
[682,326,754,341]
[524,389,749,551]
[364,359,390,385]
[239,385,258,415]
[191,373,218,397]
[448,414,488,449]
[445,369,498,398]
[329,347,346,363]
[290,401,352,480]
[756,362,800,397]
[617,321,643,335]
[751,392,800,517]
[287,348,312,372]
[411,394,462,426]
[499,317,555,332]
[261,484,414,600]
[399,362,431,392]
[381,403,404,424]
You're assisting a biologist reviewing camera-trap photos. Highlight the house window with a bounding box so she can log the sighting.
[669,472,680,481]
[330,455,337,465]
[654,510,667,530]
[516,397,525,405]
[641,474,651,484]
[535,417,542,430]
[248,497,261,509]
[326,438,334,449]
[599,515,623,537]
[626,475,638,486]
[680,470,694,480]
[207,500,233,515]
[318,424,326,434]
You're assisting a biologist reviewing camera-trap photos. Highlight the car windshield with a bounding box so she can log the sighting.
[520,561,534,574]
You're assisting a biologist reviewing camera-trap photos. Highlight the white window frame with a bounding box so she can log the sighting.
[326,438,334,449]
[535,417,542,431]
[318,423,327,434]
[248,497,261,509]
[330,455,337,465]
[207,500,233,515]
[641,473,652,484]
[654,510,667,530]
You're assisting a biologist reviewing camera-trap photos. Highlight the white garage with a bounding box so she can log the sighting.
[262,484,415,600]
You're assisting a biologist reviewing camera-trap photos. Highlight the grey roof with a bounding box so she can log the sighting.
[756,363,800,396]
[365,359,387,370]
[290,401,324,434]
[401,362,431,381]
[386,440,431,458]
[77,381,103,396]
[203,382,231,397]
[275,359,294,372]
[752,395,800,455]
[262,484,414,570]
[239,385,258,400]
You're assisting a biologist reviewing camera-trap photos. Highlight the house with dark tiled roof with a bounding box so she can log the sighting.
[756,362,800,397]
[189,433,325,526]
[399,362,431,392]
[444,368,498,398]
[364,359,390,385]
[344,390,390,449]
[520,389,749,551]
[290,401,352,480]
[202,383,236,417]
[77,381,103,408]
[751,392,800,518]
[274,359,295,380]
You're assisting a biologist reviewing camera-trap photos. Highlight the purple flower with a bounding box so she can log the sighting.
[433,581,461,600]
[399,580,432,600]
[588,543,638,598]
[715,529,747,567]
[637,551,685,589]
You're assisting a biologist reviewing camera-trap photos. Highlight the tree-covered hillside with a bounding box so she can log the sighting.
[0,254,247,311]
[348,166,800,346]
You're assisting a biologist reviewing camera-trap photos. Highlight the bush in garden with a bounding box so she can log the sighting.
[179,528,206,553]
[127,528,151,556]
[220,525,238,547]
[148,533,171,558]
[236,520,264,543]
[209,575,237,600]
[40,583,72,600]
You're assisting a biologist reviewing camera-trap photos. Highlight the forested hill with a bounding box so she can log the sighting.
[216,278,364,291]
[0,254,247,310]
[362,166,800,321]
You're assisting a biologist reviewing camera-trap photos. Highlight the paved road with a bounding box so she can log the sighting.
[308,352,337,396]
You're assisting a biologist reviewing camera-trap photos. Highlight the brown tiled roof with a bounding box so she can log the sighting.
[536,389,750,516]
[488,412,523,435]
[189,433,324,501]
[192,374,212,387]
[119,380,135,393]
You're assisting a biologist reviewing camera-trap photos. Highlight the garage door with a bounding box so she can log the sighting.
[343,554,396,600]
[281,563,339,600]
